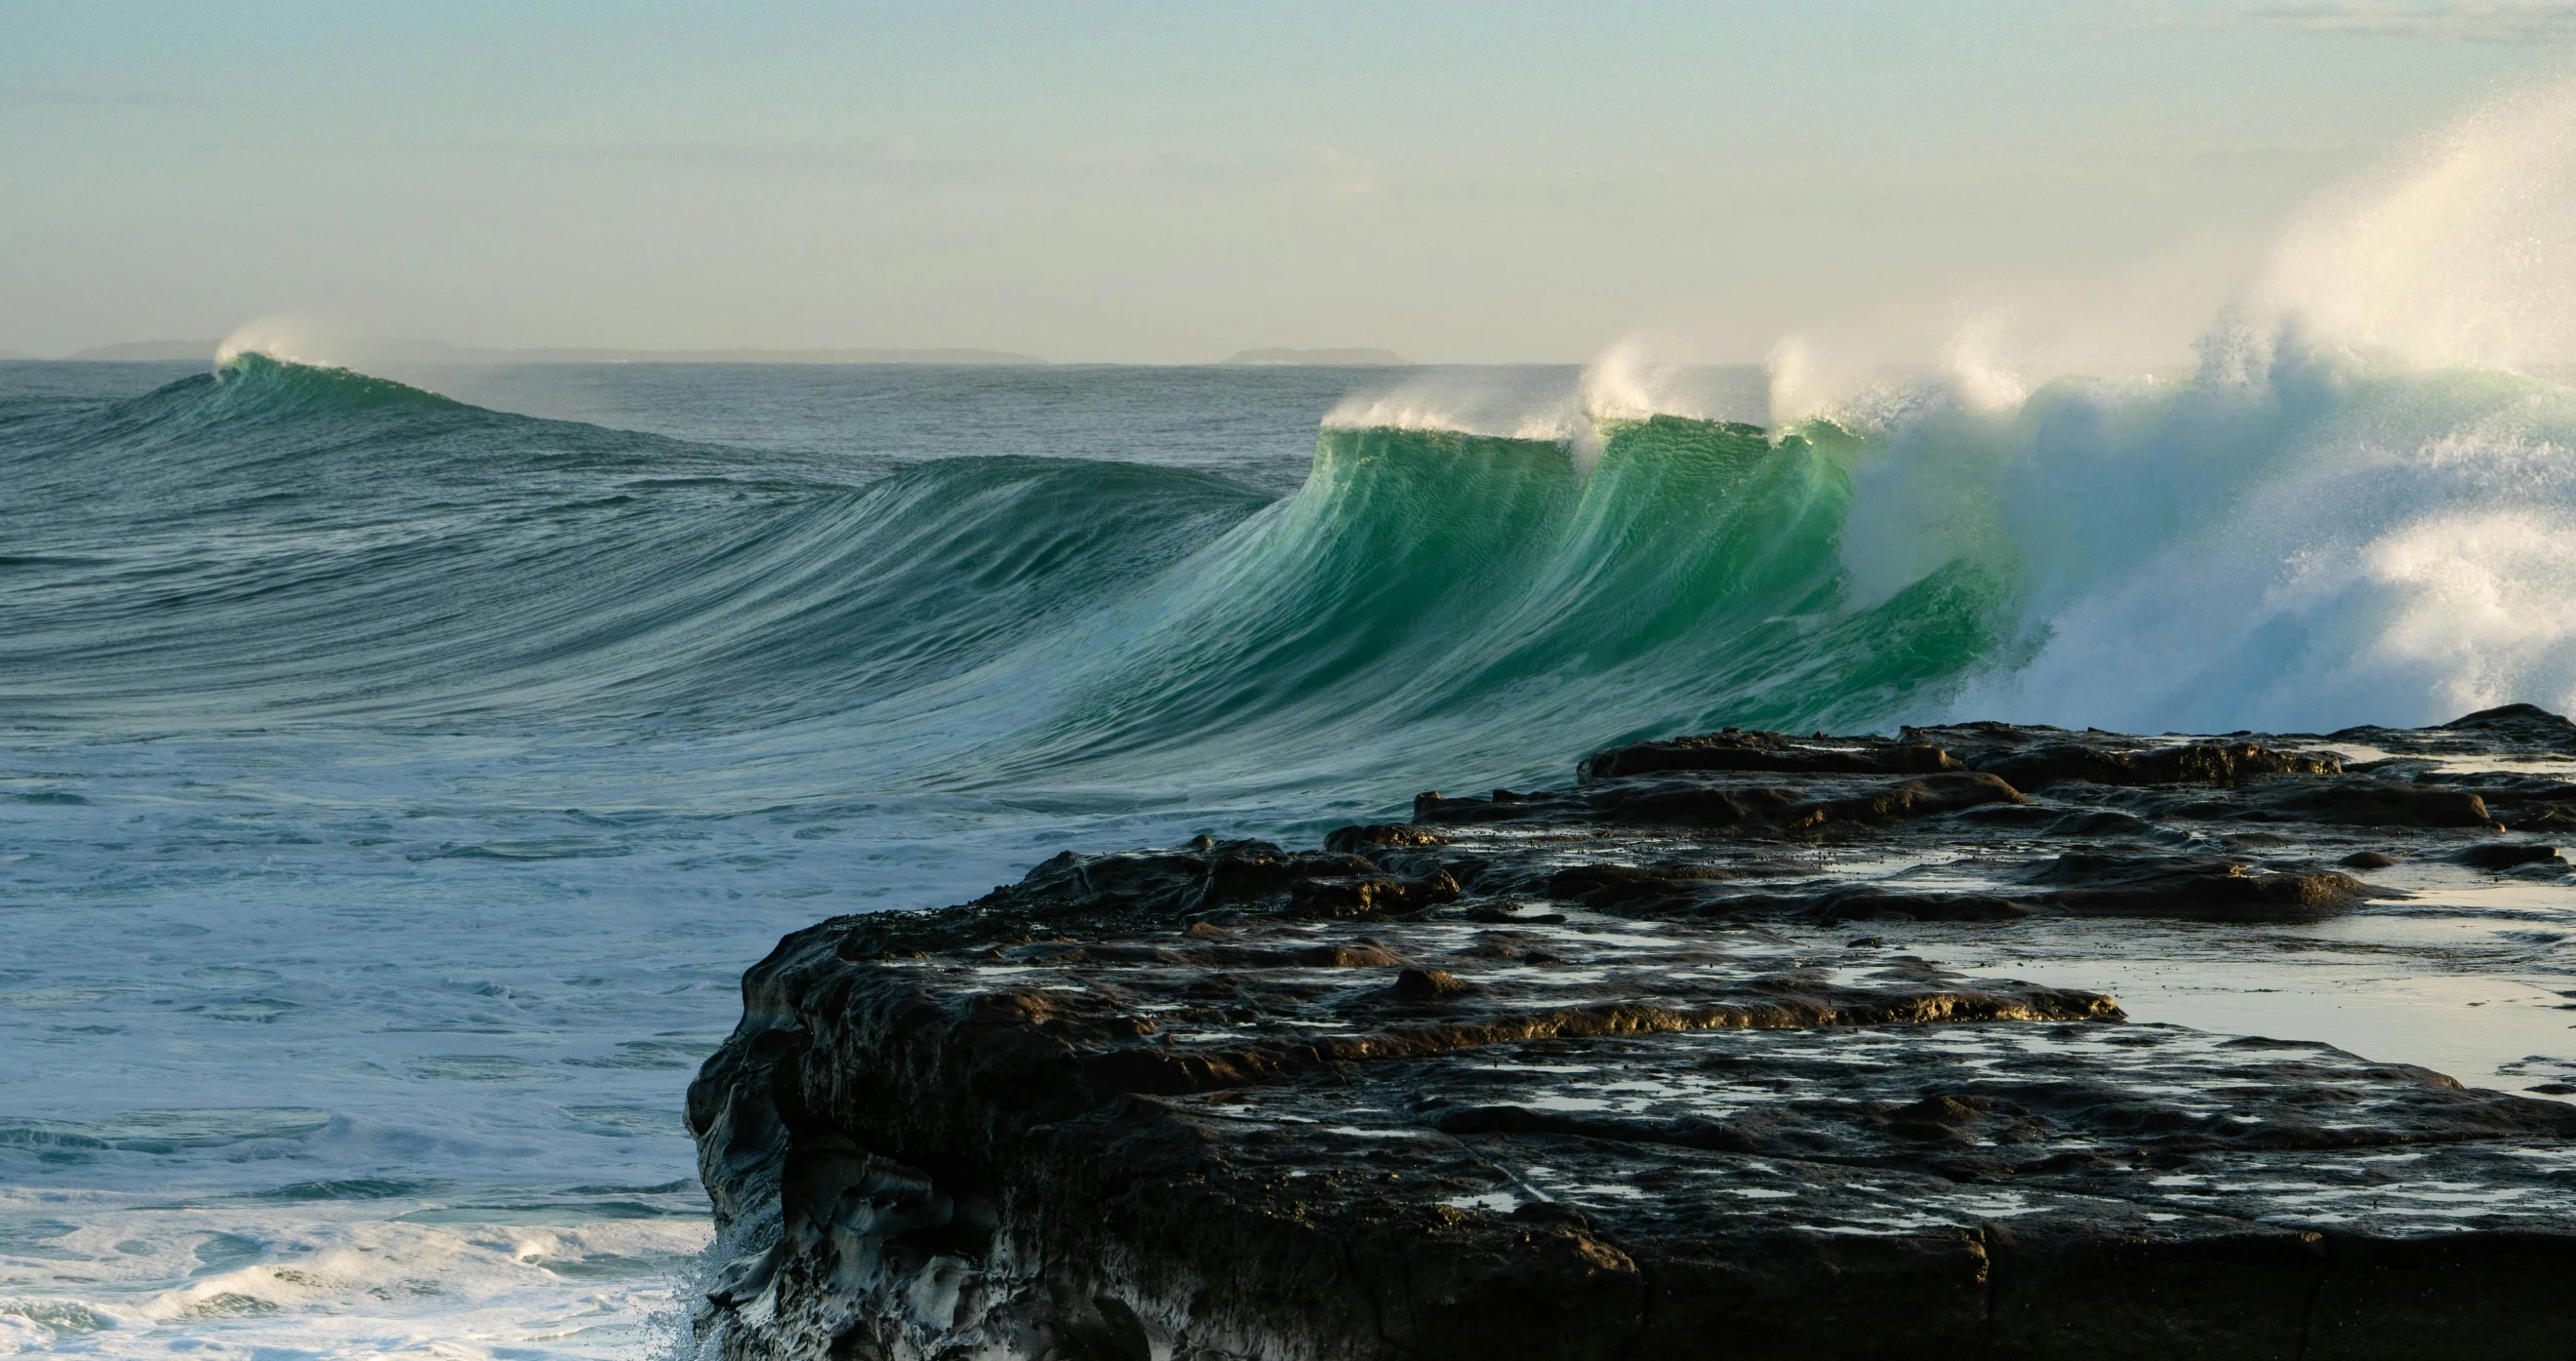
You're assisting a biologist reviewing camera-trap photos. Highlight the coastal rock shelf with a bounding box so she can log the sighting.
[689,706,2576,1359]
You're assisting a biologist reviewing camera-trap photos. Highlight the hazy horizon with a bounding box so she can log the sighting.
[11,2,2574,371]
[18,10,2576,1356]
[19,337,1443,367]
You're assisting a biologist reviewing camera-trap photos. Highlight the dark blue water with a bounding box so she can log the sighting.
[0,359,1421,1357]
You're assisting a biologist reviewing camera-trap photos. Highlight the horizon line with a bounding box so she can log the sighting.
[18,340,1782,369]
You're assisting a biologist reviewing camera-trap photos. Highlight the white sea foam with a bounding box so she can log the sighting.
[0,722,1265,1359]
[213,315,348,372]
[1319,347,1766,470]
[1320,371,1586,441]
[1793,80,2576,732]
[0,1185,709,1358]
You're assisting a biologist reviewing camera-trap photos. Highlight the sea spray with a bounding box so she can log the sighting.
[18,80,2576,1358]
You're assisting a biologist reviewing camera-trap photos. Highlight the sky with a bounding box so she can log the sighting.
[3,1,2571,364]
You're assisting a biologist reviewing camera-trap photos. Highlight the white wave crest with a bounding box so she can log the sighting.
[213,315,350,372]
[1814,79,2576,732]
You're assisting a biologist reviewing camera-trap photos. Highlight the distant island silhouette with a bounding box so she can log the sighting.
[1220,347,1409,366]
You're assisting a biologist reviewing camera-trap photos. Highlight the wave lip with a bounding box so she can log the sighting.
[208,348,459,407]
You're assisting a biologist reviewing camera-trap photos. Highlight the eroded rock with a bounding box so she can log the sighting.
[692,707,2576,1359]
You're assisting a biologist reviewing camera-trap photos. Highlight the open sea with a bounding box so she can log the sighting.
[6,349,2576,1356]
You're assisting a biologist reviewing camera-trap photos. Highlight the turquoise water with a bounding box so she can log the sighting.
[5,347,2574,1356]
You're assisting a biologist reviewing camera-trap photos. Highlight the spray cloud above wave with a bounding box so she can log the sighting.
[1352,79,2576,739]
[106,82,2576,754]
[1919,82,2576,733]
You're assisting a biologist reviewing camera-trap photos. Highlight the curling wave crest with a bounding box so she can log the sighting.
[14,347,2576,794]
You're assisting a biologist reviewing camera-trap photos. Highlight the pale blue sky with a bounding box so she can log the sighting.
[3,1,2567,361]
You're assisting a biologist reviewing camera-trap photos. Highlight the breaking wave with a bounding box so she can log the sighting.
[11,336,2576,811]
[18,89,2576,799]
[18,77,2576,1361]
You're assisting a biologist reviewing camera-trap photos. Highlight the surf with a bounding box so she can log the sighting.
[3,352,2006,803]
[15,342,2576,811]
[20,83,2576,797]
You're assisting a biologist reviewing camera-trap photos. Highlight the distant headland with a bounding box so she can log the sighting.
[1219,346,1409,366]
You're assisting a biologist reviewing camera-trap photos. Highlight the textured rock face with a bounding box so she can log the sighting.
[688,710,2576,1360]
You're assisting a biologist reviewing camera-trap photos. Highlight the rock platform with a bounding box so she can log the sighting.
[689,706,2576,1359]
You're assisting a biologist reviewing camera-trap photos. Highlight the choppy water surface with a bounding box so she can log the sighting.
[4,353,2572,1356]
[0,360,1391,1358]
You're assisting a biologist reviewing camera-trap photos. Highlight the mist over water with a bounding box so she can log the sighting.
[12,84,2576,1358]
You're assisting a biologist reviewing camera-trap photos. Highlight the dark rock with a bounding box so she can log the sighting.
[1981,740,2338,790]
[1390,966,1469,1001]
[1542,862,1722,906]
[2232,779,2493,827]
[2442,702,2576,747]
[1417,770,2027,830]
[1899,722,2342,787]
[2307,1232,2576,1359]
[693,708,2576,1359]
[2328,702,2576,757]
[2458,842,2564,870]
[1321,821,1445,853]
[1814,887,2033,924]
[1577,728,1960,781]
[2024,853,2373,920]
[2513,804,2576,832]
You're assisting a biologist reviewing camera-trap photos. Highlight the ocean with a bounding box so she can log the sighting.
[5,347,2574,1357]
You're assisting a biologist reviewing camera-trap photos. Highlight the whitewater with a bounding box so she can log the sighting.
[11,86,2576,1357]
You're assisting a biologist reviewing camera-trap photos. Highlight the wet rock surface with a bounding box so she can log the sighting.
[691,710,2576,1359]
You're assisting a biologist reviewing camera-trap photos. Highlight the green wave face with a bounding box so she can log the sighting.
[4,353,2028,795]
[965,414,2015,791]
[1,357,1272,727]
[38,345,2572,803]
